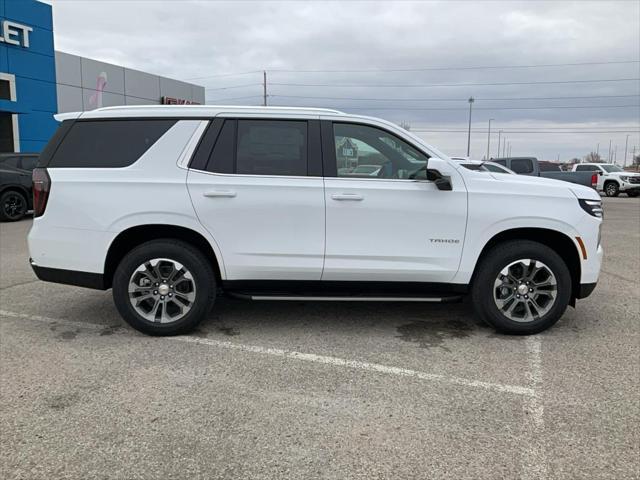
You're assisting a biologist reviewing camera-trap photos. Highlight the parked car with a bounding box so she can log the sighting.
[0,153,38,221]
[29,106,603,336]
[572,163,640,197]
[491,157,597,189]
[451,158,516,174]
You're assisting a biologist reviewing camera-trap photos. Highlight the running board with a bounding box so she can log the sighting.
[230,293,462,303]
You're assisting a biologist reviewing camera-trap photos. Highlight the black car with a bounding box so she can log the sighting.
[0,153,38,221]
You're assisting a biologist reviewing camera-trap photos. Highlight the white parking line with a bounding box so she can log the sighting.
[0,309,534,397]
[522,335,547,480]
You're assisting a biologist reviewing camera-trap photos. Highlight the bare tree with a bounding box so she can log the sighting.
[398,121,411,131]
[584,152,602,163]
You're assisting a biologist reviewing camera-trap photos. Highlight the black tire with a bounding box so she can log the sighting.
[626,191,639,198]
[471,240,572,335]
[0,190,28,222]
[604,181,620,197]
[112,239,216,335]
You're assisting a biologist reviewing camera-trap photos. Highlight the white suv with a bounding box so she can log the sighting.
[29,106,603,336]
[573,162,640,197]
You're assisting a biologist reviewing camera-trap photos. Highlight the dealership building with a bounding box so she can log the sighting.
[0,0,205,153]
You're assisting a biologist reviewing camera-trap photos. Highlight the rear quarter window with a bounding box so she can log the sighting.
[48,119,176,168]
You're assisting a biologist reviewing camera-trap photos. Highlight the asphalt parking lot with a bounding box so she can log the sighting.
[1,197,638,480]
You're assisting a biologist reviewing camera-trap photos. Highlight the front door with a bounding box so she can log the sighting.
[188,118,325,280]
[322,121,467,283]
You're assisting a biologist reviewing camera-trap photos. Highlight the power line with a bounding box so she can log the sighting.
[188,60,640,80]
[268,93,640,102]
[269,78,640,88]
[205,83,262,91]
[320,104,640,111]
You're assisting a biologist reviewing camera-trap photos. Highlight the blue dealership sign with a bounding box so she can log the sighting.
[0,0,57,152]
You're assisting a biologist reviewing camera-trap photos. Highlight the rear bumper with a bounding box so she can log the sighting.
[30,259,107,290]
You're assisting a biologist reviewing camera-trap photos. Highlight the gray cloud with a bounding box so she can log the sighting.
[50,0,639,160]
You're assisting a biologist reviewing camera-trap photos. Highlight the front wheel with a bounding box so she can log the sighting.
[604,182,620,197]
[471,240,572,335]
[112,240,216,335]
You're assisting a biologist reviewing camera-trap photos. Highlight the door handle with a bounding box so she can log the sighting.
[203,190,237,198]
[331,193,364,201]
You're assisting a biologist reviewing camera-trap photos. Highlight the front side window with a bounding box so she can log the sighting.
[484,163,511,174]
[602,164,624,173]
[333,123,428,179]
[510,158,534,174]
[236,120,307,176]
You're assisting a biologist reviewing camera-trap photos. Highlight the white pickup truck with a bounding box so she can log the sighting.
[572,163,640,197]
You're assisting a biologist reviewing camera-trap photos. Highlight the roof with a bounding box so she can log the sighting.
[55,105,346,122]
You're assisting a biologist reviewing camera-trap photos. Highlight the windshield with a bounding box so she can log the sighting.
[602,165,624,173]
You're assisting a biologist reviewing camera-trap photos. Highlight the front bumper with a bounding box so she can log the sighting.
[576,282,598,299]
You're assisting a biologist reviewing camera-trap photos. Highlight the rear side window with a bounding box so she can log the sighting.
[575,164,598,172]
[236,120,307,176]
[510,158,534,174]
[49,120,176,168]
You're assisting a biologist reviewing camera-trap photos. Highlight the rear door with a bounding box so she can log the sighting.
[187,116,326,280]
[321,119,467,283]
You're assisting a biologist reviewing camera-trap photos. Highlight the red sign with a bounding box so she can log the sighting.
[161,96,200,105]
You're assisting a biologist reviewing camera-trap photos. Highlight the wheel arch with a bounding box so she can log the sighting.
[471,227,582,302]
[104,224,223,289]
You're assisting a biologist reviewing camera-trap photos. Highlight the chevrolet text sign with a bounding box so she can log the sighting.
[0,20,33,48]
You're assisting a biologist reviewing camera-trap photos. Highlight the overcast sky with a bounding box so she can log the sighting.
[48,0,639,161]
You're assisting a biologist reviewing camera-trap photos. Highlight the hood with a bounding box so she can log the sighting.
[487,171,600,201]
[608,171,640,177]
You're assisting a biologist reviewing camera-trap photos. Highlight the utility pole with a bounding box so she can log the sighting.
[624,134,630,166]
[466,97,474,157]
[486,118,493,161]
[502,137,506,157]
[263,70,268,106]
[608,139,612,162]
[614,145,617,163]
[596,142,599,156]
[497,130,502,158]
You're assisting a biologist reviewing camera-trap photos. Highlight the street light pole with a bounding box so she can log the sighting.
[497,130,502,158]
[624,134,630,166]
[486,118,494,160]
[502,137,506,157]
[466,97,474,157]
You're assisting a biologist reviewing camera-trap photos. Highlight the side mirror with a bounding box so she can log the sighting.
[435,177,453,191]
[427,168,453,191]
[598,171,603,176]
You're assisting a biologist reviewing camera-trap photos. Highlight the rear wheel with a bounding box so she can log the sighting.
[471,240,572,335]
[0,190,27,222]
[604,181,620,197]
[112,239,216,335]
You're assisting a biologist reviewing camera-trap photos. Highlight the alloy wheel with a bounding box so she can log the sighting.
[3,193,25,219]
[128,258,196,323]
[493,259,558,323]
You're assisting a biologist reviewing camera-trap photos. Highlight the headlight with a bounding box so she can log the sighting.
[620,176,629,182]
[579,199,603,218]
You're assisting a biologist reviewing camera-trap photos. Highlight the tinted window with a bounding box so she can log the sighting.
[494,159,507,166]
[484,164,509,173]
[538,162,560,172]
[510,158,534,174]
[575,165,598,172]
[333,123,428,179]
[206,119,236,174]
[49,120,176,168]
[236,120,307,176]
[0,80,11,100]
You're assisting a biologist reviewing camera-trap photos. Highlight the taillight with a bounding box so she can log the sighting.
[32,168,51,218]
[591,173,598,189]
